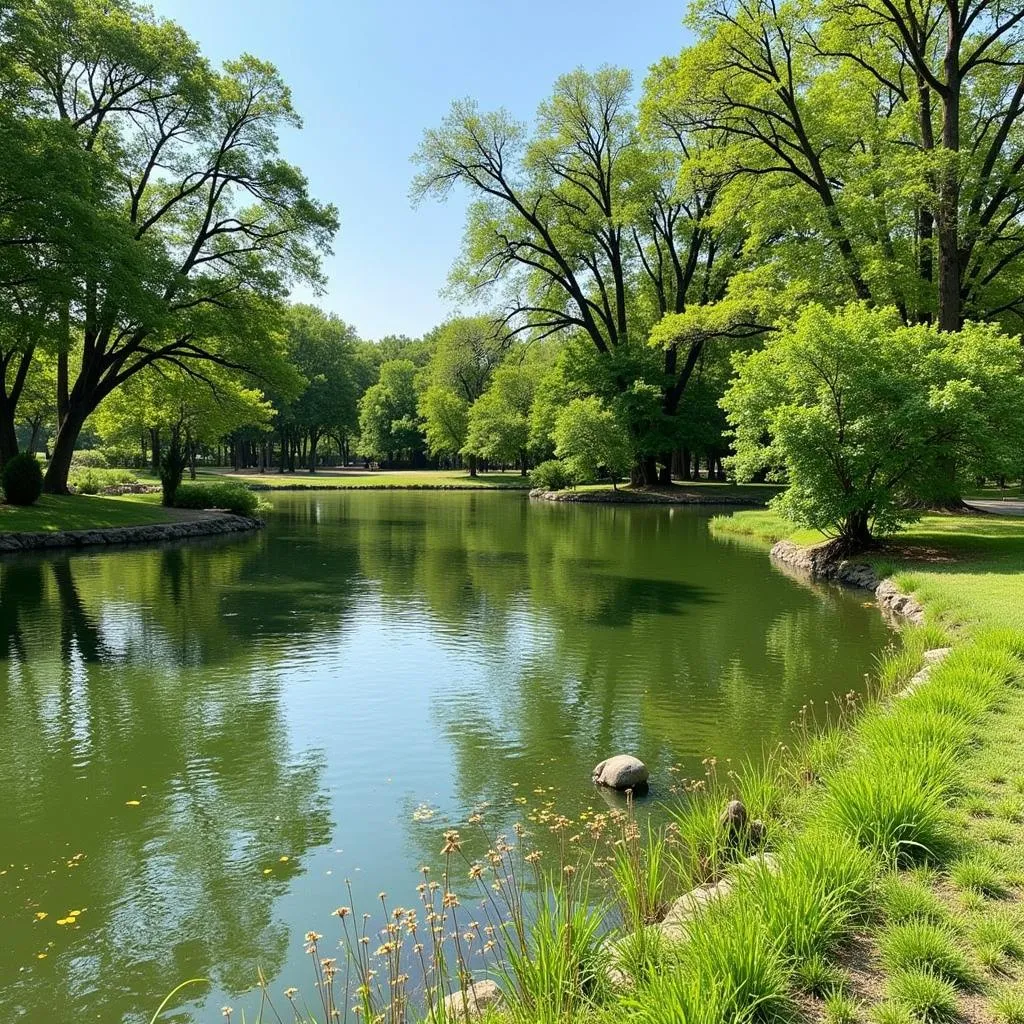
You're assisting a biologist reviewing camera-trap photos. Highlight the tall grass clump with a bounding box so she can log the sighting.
[737,829,876,961]
[628,905,792,1024]
[665,755,785,887]
[878,920,979,989]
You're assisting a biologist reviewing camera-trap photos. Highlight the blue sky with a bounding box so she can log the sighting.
[152,0,692,340]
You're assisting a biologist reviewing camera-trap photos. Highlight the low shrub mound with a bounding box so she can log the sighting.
[70,467,139,494]
[70,449,110,469]
[172,481,260,516]
[530,459,574,492]
[2,452,44,506]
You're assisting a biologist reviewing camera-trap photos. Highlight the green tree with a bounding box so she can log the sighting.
[463,362,537,473]
[553,396,634,487]
[418,385,469,463]
[418,316,508,473]
[7,0,336,493]
[94,364,271,500]
[723,303,1024,550]
[413,67,741,483]
[284,305,361,473]
[357,359,422,464]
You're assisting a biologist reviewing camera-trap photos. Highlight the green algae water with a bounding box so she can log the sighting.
[0,491,892,1021]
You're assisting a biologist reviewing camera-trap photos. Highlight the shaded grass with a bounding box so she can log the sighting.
[0,492,173,532]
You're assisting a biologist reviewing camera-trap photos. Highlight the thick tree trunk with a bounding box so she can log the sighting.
[680,447,692,481]
[658,452,672,486]
[43,402,91,494]
[468,453,478,478]
[308,434,318,473]
[0,395,19,468]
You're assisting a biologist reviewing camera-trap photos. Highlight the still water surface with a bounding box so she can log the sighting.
[0,491,893,1021]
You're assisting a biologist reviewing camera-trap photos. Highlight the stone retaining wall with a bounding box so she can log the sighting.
[770,539,925,624]
[0,513,263,554]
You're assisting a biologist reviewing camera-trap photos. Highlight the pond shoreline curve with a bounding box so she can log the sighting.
[0,511,264,555]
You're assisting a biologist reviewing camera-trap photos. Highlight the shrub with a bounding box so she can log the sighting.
[553,396,634,487]
[879,920,979,989]
[886,968,960,1023]
[530,459,573,492]
[70,467,141,494]
[172,482,260,516]
[70,449,109,468]
[1,452,44,506]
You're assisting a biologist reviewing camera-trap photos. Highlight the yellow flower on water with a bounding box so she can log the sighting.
[125,800,141,807]
[279,856,290,863]
[37,953,47,959]
[68,910,81,917]
[56,918,72,926]
[262,868,272,875]
[34,912,47,921]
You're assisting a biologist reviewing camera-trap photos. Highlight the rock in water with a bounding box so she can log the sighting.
[592,755,649,791]
[441,980,502,1020]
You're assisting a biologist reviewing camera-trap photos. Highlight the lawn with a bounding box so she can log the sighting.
[198,467,533,489]
[0,493,172,533]
[710,508,1024,633]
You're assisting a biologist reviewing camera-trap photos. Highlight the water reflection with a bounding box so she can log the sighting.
[0,493,891,1022]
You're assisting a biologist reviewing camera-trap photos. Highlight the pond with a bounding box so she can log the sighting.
[0,491,893,1021]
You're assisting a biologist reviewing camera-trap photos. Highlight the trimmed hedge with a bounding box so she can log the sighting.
[173,481,260,516]
[2,452,44,506]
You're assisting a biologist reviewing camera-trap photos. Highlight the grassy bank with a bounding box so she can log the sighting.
[198,468,533,490]
[0,493,172,532]
[546,480,785,503]
[173,510,1024,1024]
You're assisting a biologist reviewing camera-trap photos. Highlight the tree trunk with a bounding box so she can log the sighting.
[149,427,161,475]
[658,452,672,486]
[468,453,478,478]
[43,402,91,494]
[937,57,961,331]
[680,447,692,481]
[308,434,318,473]
[0,394,19,468]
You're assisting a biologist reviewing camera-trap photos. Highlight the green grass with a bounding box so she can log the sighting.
[0,493,173,532]
[711,509,1024,633]
[199,467,533,489]
[568,480,784,503]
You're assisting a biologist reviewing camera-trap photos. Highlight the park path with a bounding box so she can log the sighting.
[967,499,1024,516]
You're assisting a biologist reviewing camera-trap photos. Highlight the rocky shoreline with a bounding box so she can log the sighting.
[769,539,925,624]
[530,487,765,505]
[0,512,264,555]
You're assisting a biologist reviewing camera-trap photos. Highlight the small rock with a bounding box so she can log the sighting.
[441,980,502,1020]
[719,799,748,841]
[748,818,767,846]
[593,755,649,791]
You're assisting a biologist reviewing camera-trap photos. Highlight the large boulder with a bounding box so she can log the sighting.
[441,980,502,1020]
[592,755,649,791]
